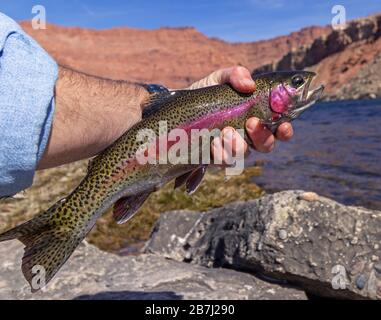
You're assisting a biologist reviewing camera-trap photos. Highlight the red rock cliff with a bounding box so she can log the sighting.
[20,13,380,100]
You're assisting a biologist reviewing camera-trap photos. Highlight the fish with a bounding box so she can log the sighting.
[0,71,324,291]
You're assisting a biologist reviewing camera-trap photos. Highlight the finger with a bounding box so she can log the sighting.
[188,66,256,91]
[221,127,248,161]
[221,66,256,93]
[275,122,294,141]
[246,117,275,153]
[211,136,227,166]
[231,130,249,159]
[187,69,223,89]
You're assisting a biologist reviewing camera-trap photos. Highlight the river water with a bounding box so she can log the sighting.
[252,98,381,210]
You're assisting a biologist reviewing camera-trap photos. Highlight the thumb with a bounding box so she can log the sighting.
[220,66,256,93]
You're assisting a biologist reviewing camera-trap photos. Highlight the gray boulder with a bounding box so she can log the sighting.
[145,191,381,299]
[0,240,306,300]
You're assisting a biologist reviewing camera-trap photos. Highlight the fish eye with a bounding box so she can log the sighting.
[291,75,305,87]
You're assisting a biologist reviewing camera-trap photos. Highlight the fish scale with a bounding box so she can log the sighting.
[0,71,323,291]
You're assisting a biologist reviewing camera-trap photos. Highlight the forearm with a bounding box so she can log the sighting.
[38,66,149,169]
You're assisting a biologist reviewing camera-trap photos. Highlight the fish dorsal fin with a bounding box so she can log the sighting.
[142,90,183,119]
[87,157,96,172]
[113,191,152,224]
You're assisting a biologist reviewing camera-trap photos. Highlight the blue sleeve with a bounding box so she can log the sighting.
[0,12,58,197]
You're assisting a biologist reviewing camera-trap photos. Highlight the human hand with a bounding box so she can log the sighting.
[189,66,294,164]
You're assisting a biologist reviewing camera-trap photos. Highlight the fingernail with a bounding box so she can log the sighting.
[241,79,255,88]
[223,128,234,141]
[246,118,259,132]
[285,125,293,137]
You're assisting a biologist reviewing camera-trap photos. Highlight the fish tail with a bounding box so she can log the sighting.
[0,199,90,292]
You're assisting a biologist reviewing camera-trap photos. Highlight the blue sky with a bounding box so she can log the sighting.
[1,0,380,42]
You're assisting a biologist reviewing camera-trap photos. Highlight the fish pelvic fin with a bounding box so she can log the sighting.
[0,200,86,292]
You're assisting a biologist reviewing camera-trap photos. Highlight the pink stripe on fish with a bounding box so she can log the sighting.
[179,96,262,131]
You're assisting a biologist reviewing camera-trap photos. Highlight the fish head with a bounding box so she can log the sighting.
[254,71,324,131]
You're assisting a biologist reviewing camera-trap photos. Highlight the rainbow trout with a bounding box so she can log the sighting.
[0,71,323,291]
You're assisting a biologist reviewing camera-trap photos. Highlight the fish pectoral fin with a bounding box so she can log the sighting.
[113,191,152,225]
[174,166,208,195]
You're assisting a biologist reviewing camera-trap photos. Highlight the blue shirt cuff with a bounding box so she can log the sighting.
[0,12,58,197]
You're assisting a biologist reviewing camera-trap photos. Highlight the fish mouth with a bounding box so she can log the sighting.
[287,80,324,119]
